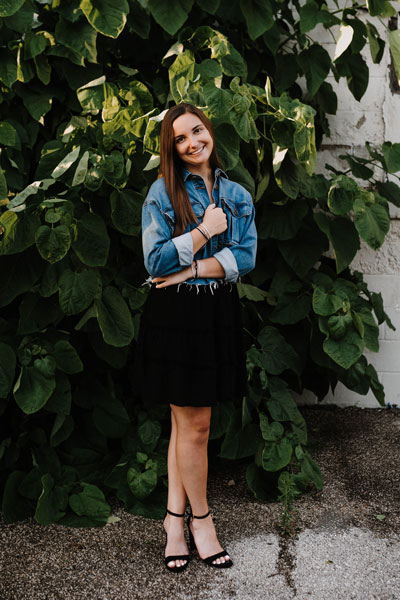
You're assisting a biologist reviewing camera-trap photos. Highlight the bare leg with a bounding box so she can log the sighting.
[171,405,230,565]
[164,408,189,569]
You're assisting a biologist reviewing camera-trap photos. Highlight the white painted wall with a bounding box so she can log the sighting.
[300,7,400,407]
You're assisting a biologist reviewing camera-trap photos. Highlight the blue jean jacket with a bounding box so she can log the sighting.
[141,167,257,285]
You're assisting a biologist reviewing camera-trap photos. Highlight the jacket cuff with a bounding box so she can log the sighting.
[171,232,193,267]
[213,247,239,282]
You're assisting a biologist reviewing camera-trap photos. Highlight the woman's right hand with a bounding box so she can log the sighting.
[202,203,227,237]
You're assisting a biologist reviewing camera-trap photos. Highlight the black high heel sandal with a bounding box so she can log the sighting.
[187,509,233,568]
[163,508,191,573]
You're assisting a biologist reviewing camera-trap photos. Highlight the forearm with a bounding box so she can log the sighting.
[197,257,225,279]
[190,226,209,254]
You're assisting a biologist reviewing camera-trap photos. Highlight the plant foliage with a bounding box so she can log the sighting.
[0,0,399,525]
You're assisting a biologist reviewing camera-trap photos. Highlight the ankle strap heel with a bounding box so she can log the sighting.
[165,508,186,518]
[186,508,233,569]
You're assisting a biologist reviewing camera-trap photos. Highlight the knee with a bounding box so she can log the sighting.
[182,419,210,445]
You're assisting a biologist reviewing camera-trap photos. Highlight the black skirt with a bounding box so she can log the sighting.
[133,282,247,407]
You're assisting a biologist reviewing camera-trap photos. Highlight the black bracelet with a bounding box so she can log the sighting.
[196,226,209,241]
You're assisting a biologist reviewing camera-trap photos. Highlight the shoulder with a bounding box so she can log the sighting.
[143,176,171,209]
[221,178,253,205]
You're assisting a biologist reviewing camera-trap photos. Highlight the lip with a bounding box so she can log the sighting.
[188,145,205,156]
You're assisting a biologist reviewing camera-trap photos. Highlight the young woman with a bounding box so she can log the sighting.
[136,103,257,573]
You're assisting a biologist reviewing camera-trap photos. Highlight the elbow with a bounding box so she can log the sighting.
[237,250,257,278]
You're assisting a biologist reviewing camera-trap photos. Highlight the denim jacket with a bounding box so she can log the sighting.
[141,167,257,285]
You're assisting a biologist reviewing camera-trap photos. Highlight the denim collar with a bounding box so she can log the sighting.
[181,166,228,182]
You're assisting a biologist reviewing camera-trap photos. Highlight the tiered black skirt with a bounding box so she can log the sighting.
[133,282,247,407]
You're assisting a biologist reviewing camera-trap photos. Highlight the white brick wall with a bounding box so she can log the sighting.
[299,5,400,408]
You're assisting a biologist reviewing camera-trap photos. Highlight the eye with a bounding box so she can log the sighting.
[194,127,202,133]
[175,136,184,143]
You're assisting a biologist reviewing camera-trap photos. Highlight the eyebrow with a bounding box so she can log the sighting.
[174,123,203,139]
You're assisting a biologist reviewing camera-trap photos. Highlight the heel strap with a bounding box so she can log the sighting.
[192,510,210,519]
[166,508,185,518]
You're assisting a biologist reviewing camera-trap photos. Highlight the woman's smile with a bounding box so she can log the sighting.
[173,112,214,172]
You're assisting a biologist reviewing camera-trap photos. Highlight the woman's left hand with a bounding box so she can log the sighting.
[152,266,192,288]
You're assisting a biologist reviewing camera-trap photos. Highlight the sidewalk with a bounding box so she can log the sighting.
[0,407,399,600]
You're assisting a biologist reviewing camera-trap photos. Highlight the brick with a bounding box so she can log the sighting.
[365,341,400,372]
[383,306,400,340]
[363,274,400,307]
[381,372,400,406]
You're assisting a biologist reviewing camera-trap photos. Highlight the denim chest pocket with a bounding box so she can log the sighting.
[221,197,252,244]
[161,202,205,234]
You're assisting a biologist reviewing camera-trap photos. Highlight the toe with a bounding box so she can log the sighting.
[167,560,176,568]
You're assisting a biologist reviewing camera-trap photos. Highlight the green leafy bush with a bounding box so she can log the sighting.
[1,0,399,524]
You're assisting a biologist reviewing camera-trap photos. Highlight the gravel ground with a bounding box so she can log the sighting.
[0,406,399,600]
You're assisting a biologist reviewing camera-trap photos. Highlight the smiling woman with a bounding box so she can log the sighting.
[133,103,257,573]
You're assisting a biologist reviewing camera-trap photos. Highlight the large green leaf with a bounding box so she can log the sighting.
[93,397,130,438]
[219,411,262,459]
[0,49,18,87]
[299,0,339,33]
[258,200,308,241]
[214,123,240,170]
[0,252,43,308]
[327,175,357,215]
[0,122,19,148]
[353,191,390,250]
[0,0,24,17]
[0,342,16,398]
[298,44,331,96]
[72,213,110,267]
[13,362,56,414]
[239,0,274,40]
[35,225,71,264]
[127,466,158,499]
[95,286,134,347]
[148,0,193,35]
[1,471,34,524]
[55,17,97,64]
[0,211,40,256]
[69,482,110,523]
[168,50,195,104]
[203,83,233,118]
[262,437,293,471]
[110,189,142,235]
[35,474,67,525]
[375,181,400,207]
[59,268,101,315]
[80,0,129,38]
[314,212,360,273]
[4,2,34,33]
[323,328,364,369]
[257,326,300,375]
[278,222,329,277]
[382,142,400,174]
[389,30,400,81]
[54,340,83,374]
[295,446,323,489]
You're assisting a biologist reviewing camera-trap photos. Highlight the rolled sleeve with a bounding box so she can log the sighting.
[171,231,193,267]
[213,247,239,282]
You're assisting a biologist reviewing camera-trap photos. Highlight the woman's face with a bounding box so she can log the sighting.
[172,112,214,171]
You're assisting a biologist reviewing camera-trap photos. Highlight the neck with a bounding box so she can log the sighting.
[185,163,213,181]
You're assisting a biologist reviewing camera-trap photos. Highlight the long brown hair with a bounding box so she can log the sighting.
[159,103,221,236]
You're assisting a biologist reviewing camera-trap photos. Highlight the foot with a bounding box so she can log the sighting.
[163,513,190,569]
[189,513,231,565]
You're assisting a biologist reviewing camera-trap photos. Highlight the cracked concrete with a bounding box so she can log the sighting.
[0,406,399,600]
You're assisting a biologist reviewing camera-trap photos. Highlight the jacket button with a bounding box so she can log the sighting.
[234,209,237,215]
